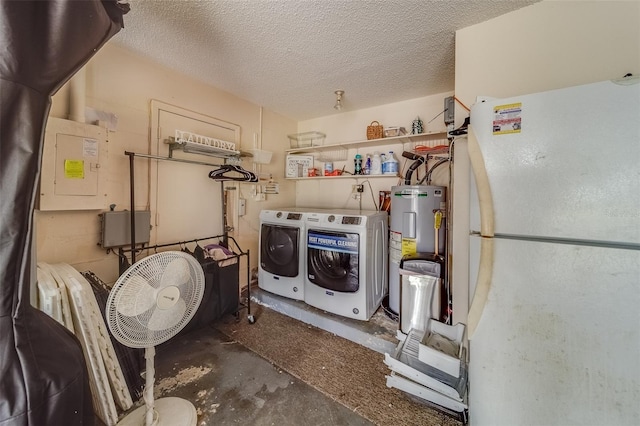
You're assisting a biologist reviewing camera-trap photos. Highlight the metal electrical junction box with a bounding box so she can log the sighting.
[99,210,151,248]
[444,96,455,125]
[39,117,108,211]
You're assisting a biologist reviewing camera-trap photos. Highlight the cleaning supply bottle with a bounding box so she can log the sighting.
[412,116,424,134]
[354,154,363,175]
[364,154,371,175]
[371,152,382,175]
[380,152,389,174]
[384,151,399,175]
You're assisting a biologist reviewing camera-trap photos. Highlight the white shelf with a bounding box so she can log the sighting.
[285,131,448,155]
[286,173,402,181]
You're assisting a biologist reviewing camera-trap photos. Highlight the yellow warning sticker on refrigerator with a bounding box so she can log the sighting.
[493,102,522,135]
[401,238,417,256]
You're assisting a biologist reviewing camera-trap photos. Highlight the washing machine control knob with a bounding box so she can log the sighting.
[328,215,335,222]
[276,212,282,218]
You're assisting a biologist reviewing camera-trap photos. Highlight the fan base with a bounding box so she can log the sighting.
[118,397,197,426]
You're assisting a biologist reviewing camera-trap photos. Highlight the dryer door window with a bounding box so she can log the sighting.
[307,229,359,293]
[260,224,299,277]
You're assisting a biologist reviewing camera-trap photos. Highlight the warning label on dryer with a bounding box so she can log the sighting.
[308,231,358,254]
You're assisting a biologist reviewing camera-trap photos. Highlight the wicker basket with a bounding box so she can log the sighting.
[367,121,384,140]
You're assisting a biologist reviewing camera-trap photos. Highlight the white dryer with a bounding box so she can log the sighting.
[304,209,388,321]
[259,209,306,300]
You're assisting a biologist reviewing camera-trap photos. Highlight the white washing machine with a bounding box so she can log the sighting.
[259,209,306,300]
[304,209,388,321]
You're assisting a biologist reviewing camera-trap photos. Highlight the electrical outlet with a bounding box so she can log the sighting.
[255,193,266,201]
[352,184,364,193]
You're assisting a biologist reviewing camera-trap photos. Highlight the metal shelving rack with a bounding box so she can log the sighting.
[122,150,255,324]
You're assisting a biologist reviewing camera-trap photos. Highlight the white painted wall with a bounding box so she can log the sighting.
[456,1,640,108]
[39,43,296,284]
[299,95,454,144]
[453,0,640,424]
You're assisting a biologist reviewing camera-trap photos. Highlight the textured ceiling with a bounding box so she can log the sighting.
[112,0,539,121]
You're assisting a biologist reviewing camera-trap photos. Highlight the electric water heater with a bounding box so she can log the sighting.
[388,185,446,314]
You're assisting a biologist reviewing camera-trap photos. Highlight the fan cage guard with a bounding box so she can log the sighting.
[107,251,205,348]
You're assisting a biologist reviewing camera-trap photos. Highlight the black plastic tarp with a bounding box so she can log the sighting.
[0,1,127,424]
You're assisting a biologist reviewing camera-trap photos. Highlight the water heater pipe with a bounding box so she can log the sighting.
[401,151,425,185]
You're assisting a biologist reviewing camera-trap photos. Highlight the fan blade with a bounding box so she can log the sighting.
[116,274,156,316]
[159,257,191,289]
[147,298,186,331]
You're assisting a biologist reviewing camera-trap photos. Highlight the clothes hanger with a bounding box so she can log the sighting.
[209,164,258,181]
[208,164,258,182]
[180,242,193,255]
[193,243,206,263]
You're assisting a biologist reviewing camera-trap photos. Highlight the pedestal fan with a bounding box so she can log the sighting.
[106,251,204,426]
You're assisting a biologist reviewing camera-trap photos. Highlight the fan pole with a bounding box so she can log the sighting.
[144,347,157,426]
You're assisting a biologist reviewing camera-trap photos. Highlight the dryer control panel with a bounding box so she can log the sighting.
[341,216,362,225]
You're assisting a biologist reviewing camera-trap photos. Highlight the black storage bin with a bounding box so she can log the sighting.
[181,257,240,334]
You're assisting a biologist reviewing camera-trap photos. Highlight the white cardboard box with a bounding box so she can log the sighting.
[285,155,314,178]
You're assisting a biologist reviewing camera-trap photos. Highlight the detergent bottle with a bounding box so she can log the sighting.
[380,152,388,174]
[383,151,399,175]
[371,152,382,175]
[354,154,363,175]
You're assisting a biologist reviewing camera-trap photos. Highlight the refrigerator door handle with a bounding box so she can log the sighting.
[467,236,494,338]
[468,125,494,237]
[467,125,496,338]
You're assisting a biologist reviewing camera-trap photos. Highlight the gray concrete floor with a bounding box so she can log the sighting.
[113,288,404,425]
[150,324,374,426]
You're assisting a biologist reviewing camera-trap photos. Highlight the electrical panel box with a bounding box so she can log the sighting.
[39,117,107,210]
[99,210,151,248]
[444,96,455,125]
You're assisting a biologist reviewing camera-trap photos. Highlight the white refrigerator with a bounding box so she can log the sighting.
[466,77,640,425]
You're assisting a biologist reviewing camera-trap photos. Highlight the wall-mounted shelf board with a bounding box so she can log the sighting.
[286,174,403,181]
[285,131,448,156]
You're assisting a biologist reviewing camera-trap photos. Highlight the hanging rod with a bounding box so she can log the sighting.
[118,234,247,256]
[124,151,224,167]
[125,151,230,263]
